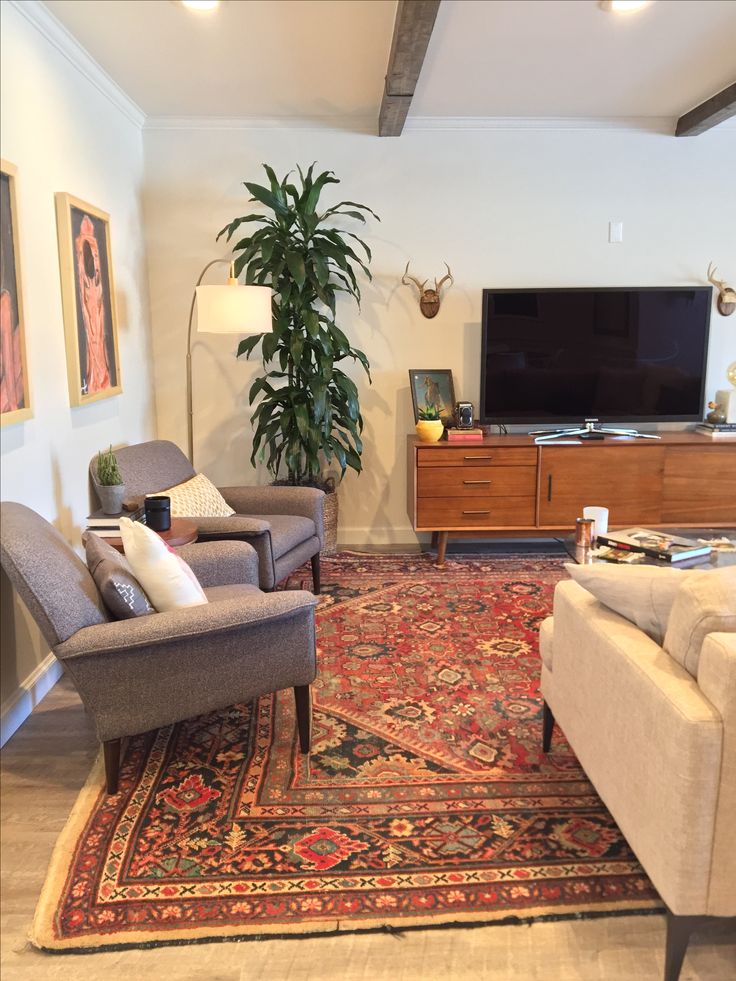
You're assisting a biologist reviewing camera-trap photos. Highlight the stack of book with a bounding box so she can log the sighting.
[446,427,484,443]
[695,422,736,439]
[85,506,145,538]
[596,527,712,563]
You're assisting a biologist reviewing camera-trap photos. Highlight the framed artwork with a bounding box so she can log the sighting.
[0,160,32,426]
[55,193,122,406]
[408,369,456,426]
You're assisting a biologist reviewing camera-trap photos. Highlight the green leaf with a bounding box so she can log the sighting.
[285,251,306,289]
[236,334,264,359]
[244,181,291,217]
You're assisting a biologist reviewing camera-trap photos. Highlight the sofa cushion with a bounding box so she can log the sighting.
[119,518,208,613]
[564,562,692,645]
[664,567,736,677]
[153,473,235,518]
[84,532,155,620]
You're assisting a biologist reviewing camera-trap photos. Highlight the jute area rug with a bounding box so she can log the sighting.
[33,553,661,952]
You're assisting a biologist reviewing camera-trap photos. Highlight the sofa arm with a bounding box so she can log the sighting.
[176,540,260,587]
[218,485,325,548]
[697,633,736,916]
[55,590,318,660]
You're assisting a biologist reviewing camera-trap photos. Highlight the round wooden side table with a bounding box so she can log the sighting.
[101,518,198,553]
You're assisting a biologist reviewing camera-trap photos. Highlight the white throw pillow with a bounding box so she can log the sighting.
[119,518,208,613]
[564,563,692,645]
[151,473,235,518]
[664,567,736,677]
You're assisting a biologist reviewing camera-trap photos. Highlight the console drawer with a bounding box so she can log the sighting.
[417,466,537,498]
[416,498,536,528]
[417,447,537,468]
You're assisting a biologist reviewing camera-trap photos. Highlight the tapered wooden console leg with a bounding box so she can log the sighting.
[294,685,311,753]
[103,738,121,794]
[311,554,321,595]
[542,701,555,753]
[436,531,449,566]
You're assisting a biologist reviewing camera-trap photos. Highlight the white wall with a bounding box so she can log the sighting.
[0,3,156,736]
[143,121,736,545]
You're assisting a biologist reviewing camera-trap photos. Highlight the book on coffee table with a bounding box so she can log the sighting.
[596,527,712,563]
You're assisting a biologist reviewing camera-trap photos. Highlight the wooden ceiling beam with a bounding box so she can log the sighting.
[675,81,736,136]
[378,0,441,138]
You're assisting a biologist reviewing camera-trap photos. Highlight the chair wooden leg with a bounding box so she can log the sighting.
[311,554,321,595]
[294,685,311,753]
[542,700,555,753]
[103,738,121,794]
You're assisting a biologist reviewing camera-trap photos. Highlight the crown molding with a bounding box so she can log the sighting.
[144,114,376,133]
[8,0,145,129]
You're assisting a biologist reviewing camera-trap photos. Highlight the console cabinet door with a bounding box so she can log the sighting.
[538,446,665,527]
[662,447,736,523]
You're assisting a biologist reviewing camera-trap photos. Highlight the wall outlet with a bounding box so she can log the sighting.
[608,221,623,243]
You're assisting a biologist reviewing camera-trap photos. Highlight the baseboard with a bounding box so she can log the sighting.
[337,526,422,548]
[0,654,62,747]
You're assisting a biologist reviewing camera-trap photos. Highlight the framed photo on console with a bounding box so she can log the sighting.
[409,369,456,426]
[1,159,33,426]
[55,192,122,406]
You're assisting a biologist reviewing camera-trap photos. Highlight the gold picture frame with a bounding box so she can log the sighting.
[55,193,122,406]
[0,159,33,426]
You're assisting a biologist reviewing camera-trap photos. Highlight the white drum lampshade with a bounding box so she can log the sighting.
[195,282,272,335]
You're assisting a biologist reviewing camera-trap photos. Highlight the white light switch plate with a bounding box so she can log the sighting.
[609,221,623,243]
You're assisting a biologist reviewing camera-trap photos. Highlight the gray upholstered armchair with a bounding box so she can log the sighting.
[89,440,324,593]
[0,502,318,795]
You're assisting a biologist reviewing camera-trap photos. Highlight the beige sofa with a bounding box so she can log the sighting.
[539,574,736,981]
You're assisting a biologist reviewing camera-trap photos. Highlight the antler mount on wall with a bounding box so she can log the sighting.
[707,262,736,316]
[402,262,454,318]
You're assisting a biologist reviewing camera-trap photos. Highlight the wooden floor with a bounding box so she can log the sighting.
[2,676,735,981]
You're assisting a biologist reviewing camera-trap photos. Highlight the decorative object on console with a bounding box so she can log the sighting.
[455,400,474,429]
[705,400,727,424]
[707,262,736,316]
[401,261,454,318]
[695,423,736,439]
[409,368,455,426]
[0,159,32,426]
[446,426,483,442]
[220,164,377,497]
[185,258,271,463]
[94,445,125,516]
[415,404,444,443]
[55,193,122,406]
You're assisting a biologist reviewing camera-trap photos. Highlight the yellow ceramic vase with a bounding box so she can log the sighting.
[415,420,444,443]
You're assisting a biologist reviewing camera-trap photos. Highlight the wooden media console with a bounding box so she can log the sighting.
[406,432,736,564]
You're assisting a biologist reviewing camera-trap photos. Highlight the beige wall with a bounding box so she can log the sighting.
[0,5,156,734]
[143,122,736,545]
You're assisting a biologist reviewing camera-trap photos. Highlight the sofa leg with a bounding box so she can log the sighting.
[311,554,321,595]
[103,738,121,794]
[294,685,311,753]
[542,700,555,753]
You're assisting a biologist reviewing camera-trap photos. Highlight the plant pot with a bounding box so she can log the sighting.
[322,487,338,555]
[98,484,126,516]
[415,420,444,443]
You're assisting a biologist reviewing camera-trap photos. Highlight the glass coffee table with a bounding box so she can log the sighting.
[562,528,736,569]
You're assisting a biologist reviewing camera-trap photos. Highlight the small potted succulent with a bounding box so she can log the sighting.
[95,445,125,515]
[415,405,444,443]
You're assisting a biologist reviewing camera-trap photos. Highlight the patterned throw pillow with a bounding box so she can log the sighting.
[150,473,235,518]
[84,532,155,620]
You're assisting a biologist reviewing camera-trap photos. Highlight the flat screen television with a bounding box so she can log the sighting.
[480,287,711,425]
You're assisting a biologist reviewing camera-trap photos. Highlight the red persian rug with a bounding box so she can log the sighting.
[33,553,661,951]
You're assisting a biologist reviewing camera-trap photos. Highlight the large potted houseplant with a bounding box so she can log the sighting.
[218,164,378,551]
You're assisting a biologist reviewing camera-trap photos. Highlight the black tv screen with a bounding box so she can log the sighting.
[480,288,711,425]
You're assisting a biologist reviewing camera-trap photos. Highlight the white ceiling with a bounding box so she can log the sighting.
[41,0,736,122]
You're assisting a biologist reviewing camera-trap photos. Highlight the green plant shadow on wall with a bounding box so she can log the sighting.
[218,164,379,488]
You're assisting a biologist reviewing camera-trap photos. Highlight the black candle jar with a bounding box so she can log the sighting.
[145,496,171,532]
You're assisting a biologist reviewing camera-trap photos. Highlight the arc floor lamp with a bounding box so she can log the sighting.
[186,259,271,463]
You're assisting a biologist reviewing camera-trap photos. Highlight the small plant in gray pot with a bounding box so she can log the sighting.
[96,445,125,515]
